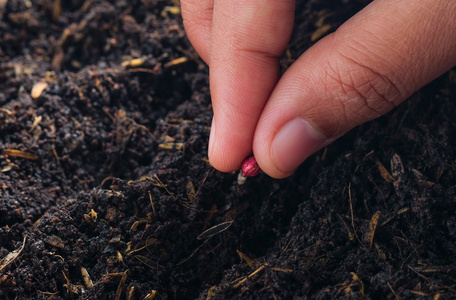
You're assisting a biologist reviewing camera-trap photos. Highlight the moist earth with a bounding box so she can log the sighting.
[1,0,455,299]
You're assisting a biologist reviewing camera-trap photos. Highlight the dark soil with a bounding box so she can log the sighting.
[1,0,455,299]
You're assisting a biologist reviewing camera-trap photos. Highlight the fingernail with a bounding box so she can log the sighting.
[208,117,216,159]
[271,118,327,174]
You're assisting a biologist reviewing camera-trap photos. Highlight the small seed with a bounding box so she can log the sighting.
[241,156,260,177]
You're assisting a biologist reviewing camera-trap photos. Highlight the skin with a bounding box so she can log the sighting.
[181,0,456,179]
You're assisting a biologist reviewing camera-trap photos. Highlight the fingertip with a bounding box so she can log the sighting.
[271,118,327,173]
[208,141,250,174]
[208,116,252,173]
[254,118,328,179]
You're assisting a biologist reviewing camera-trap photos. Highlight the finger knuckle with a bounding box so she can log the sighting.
[326,58,404,128]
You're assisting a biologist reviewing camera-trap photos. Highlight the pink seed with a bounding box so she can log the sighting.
[241,156,260,177]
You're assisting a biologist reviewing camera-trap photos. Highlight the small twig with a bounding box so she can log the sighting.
[348,183,355,230]
[387,282,400,300]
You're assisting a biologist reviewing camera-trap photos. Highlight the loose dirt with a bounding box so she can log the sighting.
[1,0,455,299]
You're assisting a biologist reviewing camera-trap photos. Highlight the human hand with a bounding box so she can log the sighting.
[181,0,456,179]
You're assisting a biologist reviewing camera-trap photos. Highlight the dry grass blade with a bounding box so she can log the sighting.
[126,237,158,256]
[161,6,180,17]
[143,290,157,300]
[186,181,196,203]
[232,265,266,288]
[115,270,129,300]
[164,57,187,68]
[376,160,394,182]
[177,240,208,266]
[43,235,65,249]
[366,211,381,248]
[237,250,256,268]
[148,191,156,213]
[121,58,145,67]
[3,149,38,160]
[197,220,233,240]
[81,267,94,288]
[0,235,27,273]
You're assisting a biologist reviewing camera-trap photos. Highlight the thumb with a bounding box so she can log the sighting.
[253,0,456,178]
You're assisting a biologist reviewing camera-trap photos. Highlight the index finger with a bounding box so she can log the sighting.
[209,0,295,172]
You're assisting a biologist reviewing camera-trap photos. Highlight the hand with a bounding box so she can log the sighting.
[181,0,456,178]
